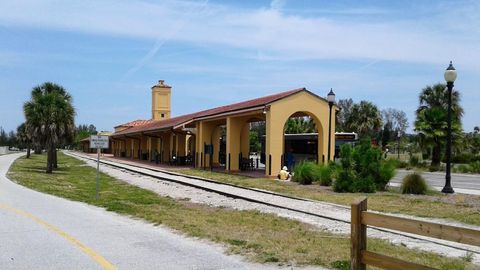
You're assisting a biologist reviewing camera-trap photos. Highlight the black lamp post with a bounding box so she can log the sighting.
[327,88,336,162]
[397,130,401,160]
[442,61,457,194]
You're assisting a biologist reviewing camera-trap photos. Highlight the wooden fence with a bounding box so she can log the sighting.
[351,197,480,270]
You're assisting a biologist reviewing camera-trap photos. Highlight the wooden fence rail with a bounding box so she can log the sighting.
[351,197,480,270]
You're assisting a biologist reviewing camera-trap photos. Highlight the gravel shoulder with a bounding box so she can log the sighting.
[67,152,480,264]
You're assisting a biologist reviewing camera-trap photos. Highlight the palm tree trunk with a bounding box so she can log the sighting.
[46,147,54,173]
[26,146,31,159]
[431,143,442,167]
[53,149,58,169]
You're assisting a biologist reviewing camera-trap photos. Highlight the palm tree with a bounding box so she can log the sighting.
[346,101,382,138]
[23,82,75,173]
[284,117,316,134]
[474,126,480,134]
[16,123,31,158]
[414,83,463,166]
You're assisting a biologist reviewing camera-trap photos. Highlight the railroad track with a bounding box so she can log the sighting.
[67,151,480,256]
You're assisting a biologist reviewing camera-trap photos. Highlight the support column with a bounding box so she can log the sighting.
[169,133,175,159]
[226,117,243,172]
[329,110,336,161]
[147,137,152,161]
[265,111,283,176]
[240,123,250,160]
[319,119,328,165]
[131,139,135,159]
[185,135,191,156]
[112,141,116,156]
[137,138,141,160]
[141,136,148,160]
[195,122,202,168]
[177,133,186,156]
[212,126,221,166]
[162,133,170,162]
[196,121,216,168]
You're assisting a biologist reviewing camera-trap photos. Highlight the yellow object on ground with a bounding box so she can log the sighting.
[278,169,290,180]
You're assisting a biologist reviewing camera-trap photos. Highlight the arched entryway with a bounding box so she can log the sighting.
[282,112,322,170]
[265,91,333,176]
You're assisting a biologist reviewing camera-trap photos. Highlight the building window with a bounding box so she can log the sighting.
[161,113,165,118]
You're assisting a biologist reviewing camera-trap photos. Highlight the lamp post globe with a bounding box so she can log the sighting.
[327,88,335,162]
[442,61,456,194]
[327,89,336,104]
[444,61,457,83]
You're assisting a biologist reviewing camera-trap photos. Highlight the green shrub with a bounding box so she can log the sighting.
[401,173,428,195]
[318,165,333,186]
[333,144,356,193]
[353,139,395,191]
[395,160,409,168]
[333,169,355,192]
[409,156,419,167]
[353,176,376,193]
[453,162,480,174]
[333,140,396,193]
[292,162,320,185]
[377,159,396,190]
[327,161,340,179]
[455,164,471,173]
[451,153,474,164]
[470,161,480,173]
[429,165,440,172]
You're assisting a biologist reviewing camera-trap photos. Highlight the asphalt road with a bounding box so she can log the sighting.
[391,169,480,194]
[0,153,288,270]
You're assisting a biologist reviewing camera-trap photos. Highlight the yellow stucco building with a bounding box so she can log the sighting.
[111,80,336,177]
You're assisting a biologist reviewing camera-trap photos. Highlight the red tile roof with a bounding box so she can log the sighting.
[112,88,307,137]
[193,88,305,119]
[113,113,197,136]
[114,119,155,128]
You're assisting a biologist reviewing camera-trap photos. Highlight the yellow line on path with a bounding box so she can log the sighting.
[0,203,117,270]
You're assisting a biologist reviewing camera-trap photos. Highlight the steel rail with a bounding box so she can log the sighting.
[67,151,480,255]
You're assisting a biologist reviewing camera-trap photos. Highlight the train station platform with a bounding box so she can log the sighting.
[80,152,268,179]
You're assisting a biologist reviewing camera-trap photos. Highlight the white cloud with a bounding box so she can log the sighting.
[0,0,479,71]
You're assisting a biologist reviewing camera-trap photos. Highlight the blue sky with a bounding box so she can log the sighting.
[1,0,479,133]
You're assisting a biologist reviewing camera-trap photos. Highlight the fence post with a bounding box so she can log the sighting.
[351,197,367,270]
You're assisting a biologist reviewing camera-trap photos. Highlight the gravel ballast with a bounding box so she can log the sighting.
[68,152,480,264]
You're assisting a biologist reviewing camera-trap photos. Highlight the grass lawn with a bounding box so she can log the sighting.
[7,152,477,270]
[175,168,480,227]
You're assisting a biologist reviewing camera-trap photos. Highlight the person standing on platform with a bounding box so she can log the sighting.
[154,149,159,164]
[286,149,295,171]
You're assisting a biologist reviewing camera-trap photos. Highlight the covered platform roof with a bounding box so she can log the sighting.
[111,87,332,137]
